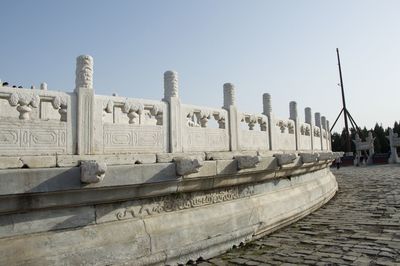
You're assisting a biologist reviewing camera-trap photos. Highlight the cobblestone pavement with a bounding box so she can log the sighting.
[201,165,400,265]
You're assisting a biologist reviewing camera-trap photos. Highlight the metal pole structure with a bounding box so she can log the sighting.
[330,108,344,131]
[336,48,351,153]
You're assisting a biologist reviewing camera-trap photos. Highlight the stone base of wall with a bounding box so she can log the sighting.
[0,167,337,265]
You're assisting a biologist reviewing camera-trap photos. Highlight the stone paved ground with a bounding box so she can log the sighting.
[201,165,400,265]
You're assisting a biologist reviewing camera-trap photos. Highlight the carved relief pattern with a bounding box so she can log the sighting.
[186,109,226,129]
[314,127,321,137]
[0,121,67,155]
[185,127,229,151]
[75,55,93,89]
[241,114,267,131]
[103,99,113,114]
[287,121,295,134]
[240,130,269,150]
[276,120,294,134]
[102,98,164,125]
[51,96,68,121]
[300,124,311,136]
[150,104,164,126]
[276,120,287,133]
[122,101,144,124]
[115,185,255,221]
[213,113,226,129]
[8,92,40,120]
[103,124,165,153]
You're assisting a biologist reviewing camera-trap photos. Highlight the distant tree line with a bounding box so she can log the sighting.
[331,121,400,153]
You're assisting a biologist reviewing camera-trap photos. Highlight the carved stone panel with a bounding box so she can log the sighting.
[183,128,229,152]
[274,118,296,151]
[313,135,322,151]
[103,124,165,154]
[0,120,67,155]
[239,130,269,151]
[298,134,312,150]
[96,184,255,223]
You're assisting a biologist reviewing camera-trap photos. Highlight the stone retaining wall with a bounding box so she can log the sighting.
[0,55,339,265]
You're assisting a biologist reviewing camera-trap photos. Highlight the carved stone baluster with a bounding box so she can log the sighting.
[213,113,225,129]
[122,101,143,124]
[258,116,267,131]
[150,104,163,126]
[9,92,40,120]
[199,110,210,128]
[52,96,68,122]
[246,115,257,130]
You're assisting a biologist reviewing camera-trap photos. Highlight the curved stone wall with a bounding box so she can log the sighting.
[0,55,339,265]
[0,164,337,265]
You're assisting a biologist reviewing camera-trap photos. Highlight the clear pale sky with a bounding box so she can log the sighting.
[1,1,399,131]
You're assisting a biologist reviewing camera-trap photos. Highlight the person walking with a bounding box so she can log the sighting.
[335,156,341,169]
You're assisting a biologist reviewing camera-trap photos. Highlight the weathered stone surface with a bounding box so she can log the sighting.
[216,159,238,175]
[174,156,204,176]
[0,163,178,201]
[0,157,23,169]
[206,151,258,160]
[80,160,107,183]
[0,206,95,238]
[273,153,297,166]
[318,151,333,161]
[235,155,260,170]
[57,154,156,167]
[257,150,275,157]
[0,156,57,169]
[216,157,277,177]
[206,151,235,160]
[0,165,338,265]
[299,152,318,163]
[181,161,217,178]
[0,218,151,266]
[157,152,205,163]
[20,156,57,168]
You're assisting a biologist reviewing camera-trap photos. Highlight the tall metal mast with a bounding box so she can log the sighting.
[336,48,351,152]
[330,48,360,153]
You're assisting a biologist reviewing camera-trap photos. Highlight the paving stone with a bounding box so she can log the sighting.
[206,165,400,264]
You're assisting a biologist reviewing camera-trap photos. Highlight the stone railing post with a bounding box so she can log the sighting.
[163,70,182,153]
[263,93,274,150]
[289,101,299,150]
[326,120,331,150]
[223,83,238,151]
[305,107,314,150]
[321,116,327,150]
[75,55,95,155]
[315,112,322,151]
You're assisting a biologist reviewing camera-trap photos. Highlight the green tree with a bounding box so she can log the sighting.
[373,123,389,153]
[331,132,342,151]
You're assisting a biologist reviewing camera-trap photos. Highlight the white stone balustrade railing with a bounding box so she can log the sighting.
[0,86,74,156]
[181,104,229,152]
[0,54,331,157]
